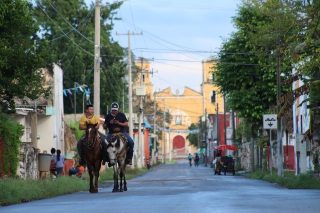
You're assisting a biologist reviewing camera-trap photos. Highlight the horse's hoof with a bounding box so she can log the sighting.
[112,189,118,193]
[124,187,127,191]
[119,189,123,192]
[89,189,94,193]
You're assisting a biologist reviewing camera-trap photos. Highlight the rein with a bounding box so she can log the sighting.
[86,128,100,150]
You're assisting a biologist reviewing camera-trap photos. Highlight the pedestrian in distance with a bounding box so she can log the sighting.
[194,153,200,167]
[188,153,193,167]
[50,148,57,177]
[55,149,65,176]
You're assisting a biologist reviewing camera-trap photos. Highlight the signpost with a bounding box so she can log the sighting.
[263,114,277,174]
[263,114,277,129]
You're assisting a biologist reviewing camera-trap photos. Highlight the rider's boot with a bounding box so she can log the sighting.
[126,147,133,165]
[77,139,86,166]
[101,140,108,165]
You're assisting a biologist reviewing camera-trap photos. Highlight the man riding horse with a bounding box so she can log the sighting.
[77,104,108,166]
[103,102,134,165]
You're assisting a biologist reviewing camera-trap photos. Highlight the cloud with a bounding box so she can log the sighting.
[149,53,204,93]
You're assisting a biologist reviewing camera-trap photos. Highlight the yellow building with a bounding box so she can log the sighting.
[134,57,154,98]
[155,58,225,159]
[201,58,224,115]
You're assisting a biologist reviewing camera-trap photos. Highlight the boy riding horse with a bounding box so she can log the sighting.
[77,104,108,166]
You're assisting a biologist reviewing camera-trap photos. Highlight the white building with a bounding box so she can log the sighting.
[14,63,64,179]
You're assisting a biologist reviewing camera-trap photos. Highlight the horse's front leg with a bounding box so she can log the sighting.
[112,164,119,192]
[123,164,127,191]
[119,160,126,192]
[88,166,94,193]
[119,169,123,192]
[93,164,101,193]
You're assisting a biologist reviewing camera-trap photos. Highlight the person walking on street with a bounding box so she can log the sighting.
[188,153,193,167]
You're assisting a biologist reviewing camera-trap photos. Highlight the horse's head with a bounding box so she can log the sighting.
[86,123,98,143]
[106,134,126,166]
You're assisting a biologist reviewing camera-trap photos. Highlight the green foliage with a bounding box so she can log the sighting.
[235,119,253,144]
[0,113,23,176]
[0,167,149,206]
[0,0,48,110]
[0,176,87,206]
[216,0,301,133]
[247,170,320,189]
[313,151,320,175]
[186,123,199,147]
[33,0,127,114]
[67,121,84,141]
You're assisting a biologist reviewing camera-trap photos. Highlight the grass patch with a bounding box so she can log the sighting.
[99,167,149,181]
[0,167,150,206]
[165,160,177,164]
[0,176,87,206]
[247,170,320,189]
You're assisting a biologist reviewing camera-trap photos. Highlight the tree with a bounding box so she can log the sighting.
[0,0,48,110]
[33,0,127,114]
[215,0,299,129]
[186,123,199,147]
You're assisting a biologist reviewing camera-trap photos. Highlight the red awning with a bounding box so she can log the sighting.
[214,145,237,151]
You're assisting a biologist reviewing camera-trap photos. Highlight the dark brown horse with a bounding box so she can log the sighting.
[106,133,128,192]
[84,123,103,193]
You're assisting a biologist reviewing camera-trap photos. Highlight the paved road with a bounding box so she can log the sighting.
[1,161,320,213]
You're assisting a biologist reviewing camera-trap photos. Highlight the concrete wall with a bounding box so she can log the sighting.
[18,143,39,179]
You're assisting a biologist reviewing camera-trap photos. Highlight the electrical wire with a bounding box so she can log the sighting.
[38,4,94,57]
[48,2,94,44]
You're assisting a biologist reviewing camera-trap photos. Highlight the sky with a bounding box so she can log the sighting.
[89,0,241,94]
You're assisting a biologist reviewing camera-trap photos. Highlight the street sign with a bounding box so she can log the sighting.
[136,85,146,96]
[263,114,277,129]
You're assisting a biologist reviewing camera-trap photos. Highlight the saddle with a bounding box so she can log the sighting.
[110,132,128,145]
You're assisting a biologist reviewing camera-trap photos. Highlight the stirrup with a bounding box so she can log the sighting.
[126,159,132,165]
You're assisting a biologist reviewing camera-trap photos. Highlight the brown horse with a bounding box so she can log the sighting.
[84,123,103,193]
[106,133,128,192]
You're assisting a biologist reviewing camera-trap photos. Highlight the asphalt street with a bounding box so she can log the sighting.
[1,161,320,213]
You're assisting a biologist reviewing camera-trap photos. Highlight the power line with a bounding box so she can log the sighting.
[48,2,94,44]
[38,4,94,57]
[51,7,95,42]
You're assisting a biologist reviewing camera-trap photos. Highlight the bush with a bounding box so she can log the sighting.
[0,112,23,176]
[67,121,84,141]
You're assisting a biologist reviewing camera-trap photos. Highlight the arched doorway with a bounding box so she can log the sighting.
[173,135,185,155]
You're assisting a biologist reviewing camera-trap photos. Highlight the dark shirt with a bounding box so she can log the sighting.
[104,111,128,134]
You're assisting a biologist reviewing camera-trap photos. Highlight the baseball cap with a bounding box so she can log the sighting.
[111,102,119,111]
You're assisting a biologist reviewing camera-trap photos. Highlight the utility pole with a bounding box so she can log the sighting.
[74,82,77,121]
[138,57,145,168]
[163,109,166,164]
[224,95,227,146]
[93,0,100,117]
[153,93,157,164]
[116,31,142,142]
[205,108,208,166]
[276,42,283,176]
[216,103,219,146]
[201,60,205,115]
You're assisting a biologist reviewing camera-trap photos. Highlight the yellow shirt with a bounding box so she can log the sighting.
[79,114,100,128]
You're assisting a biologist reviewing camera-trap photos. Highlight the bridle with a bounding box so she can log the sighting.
[86,125,99,150]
